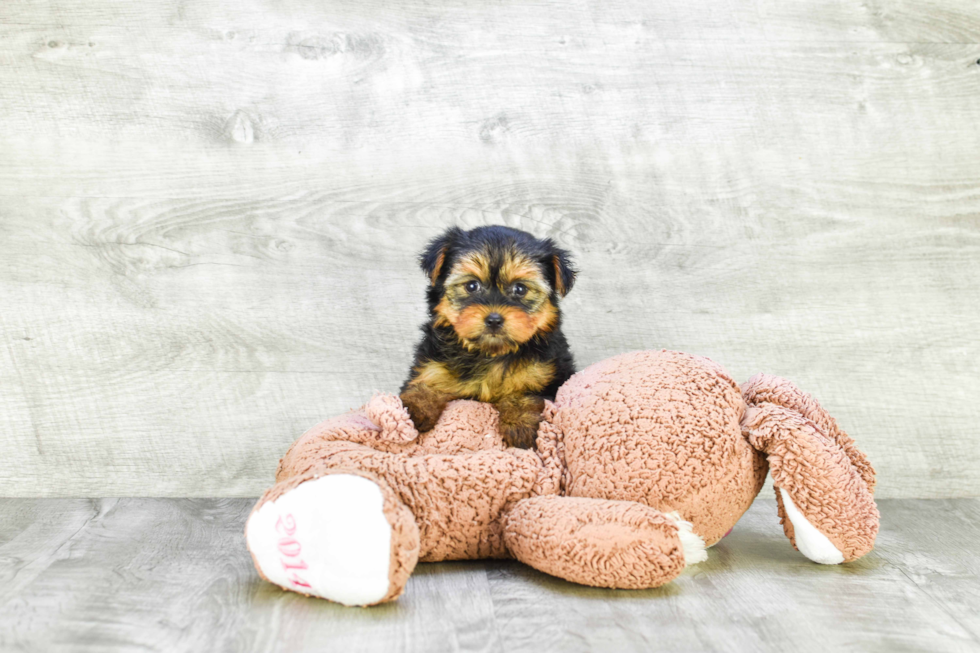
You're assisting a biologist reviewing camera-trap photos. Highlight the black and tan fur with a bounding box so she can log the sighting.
[400,225,577,448]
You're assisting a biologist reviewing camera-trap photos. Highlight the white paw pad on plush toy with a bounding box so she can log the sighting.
[245,474,394,606]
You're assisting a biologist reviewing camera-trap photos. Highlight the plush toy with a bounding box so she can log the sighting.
[245,350,879,606]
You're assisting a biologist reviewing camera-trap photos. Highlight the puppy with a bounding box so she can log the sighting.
[400,225,576,448]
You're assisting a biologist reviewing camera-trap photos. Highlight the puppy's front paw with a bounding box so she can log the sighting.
[500,418,540,449]
[496,395,545,449]
[399,391,444,433]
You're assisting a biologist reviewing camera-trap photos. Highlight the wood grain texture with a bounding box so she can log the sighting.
[1,498,978,652]
[0,0,979,497]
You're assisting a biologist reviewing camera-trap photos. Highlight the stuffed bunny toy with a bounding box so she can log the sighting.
[246,350,878,606]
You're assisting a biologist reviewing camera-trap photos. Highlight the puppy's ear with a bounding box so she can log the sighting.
[548,243,576,297]
[420,227,462,285]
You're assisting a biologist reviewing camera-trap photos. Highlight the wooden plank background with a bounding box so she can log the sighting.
[1,0,978,498]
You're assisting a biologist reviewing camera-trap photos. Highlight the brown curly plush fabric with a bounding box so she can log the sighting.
[741,373,877,493]
[552,350,767,545]
[249,349,878,605]
[504,495,688,589]
[740,375,879,561]
[278,439,539,562]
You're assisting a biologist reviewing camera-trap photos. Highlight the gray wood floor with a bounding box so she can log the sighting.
[1,498,977,652]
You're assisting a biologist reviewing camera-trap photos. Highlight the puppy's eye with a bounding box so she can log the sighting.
[464,280,480,293]
[511,282,527,297]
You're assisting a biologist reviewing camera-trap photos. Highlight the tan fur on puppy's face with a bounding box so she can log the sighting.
[436,248,557,356]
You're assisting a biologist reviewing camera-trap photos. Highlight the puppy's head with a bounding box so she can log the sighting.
[419,225,576,356]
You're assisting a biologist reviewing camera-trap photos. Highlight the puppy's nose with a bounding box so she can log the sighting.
[484,312,504,330]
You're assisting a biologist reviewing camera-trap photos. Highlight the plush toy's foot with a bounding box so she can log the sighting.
[245,468,419,606]
[504,495,706,590]
[741,375,879,564]
[776,487,844,564]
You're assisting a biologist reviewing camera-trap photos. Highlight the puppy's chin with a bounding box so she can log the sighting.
[459,332,521,357]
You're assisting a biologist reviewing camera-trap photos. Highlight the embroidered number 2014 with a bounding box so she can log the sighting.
[276,514,311,589]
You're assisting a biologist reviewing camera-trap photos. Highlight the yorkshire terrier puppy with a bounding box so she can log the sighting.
[400,225,577,449]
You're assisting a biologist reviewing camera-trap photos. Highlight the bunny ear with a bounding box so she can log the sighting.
[420,226,463,285]
[547,243,577,297]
